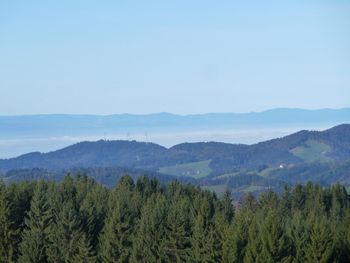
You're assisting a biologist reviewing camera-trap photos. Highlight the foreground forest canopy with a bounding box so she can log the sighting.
[1,175,350,262]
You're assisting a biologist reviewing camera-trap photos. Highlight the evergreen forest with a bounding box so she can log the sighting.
[1,174,350,263]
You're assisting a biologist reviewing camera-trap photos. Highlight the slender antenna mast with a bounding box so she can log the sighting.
[145,132,149,143]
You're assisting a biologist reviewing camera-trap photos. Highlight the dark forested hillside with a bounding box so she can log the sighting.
[1,124,350,198]
[0,140,168,171]
[0,175,349,262]
[1,124,349,174]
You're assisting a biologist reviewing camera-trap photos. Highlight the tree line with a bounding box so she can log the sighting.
[0,174,349,262]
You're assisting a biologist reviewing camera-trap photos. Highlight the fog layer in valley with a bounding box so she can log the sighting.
[0,124,335,158]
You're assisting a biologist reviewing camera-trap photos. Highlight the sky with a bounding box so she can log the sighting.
[0,0,349,115]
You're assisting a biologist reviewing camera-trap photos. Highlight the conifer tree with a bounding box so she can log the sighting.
[18,180,52,263]
[243,216,262,263]
[287,211,307,262]
[131,195,167,262]
[303,213,334,263]
[191,212,210,262]
[0,181,15,263]
[162,197,192,262]
[222,190,234,224]
[190,195,219,263]
[221,224,236,263]
[79,181,108,252]
[206,224,222,262]
[329,189,348,262]
[70,234,95,263]
[346,212,350,261]
[279,185,292,217]
[47,200,94,262]
[259,210,292,263]
[98,177,140,263]
[291,184,305,211]
[223,197,254,263]
[4,181,35,261]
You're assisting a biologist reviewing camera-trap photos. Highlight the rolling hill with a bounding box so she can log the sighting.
[0,124,349,175]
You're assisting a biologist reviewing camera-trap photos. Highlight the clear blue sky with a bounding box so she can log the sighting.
[0,0,349,115]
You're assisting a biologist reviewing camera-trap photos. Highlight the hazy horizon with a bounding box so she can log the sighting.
[1,1,349,115]
[1,1,349,157]
[0,107,350,117]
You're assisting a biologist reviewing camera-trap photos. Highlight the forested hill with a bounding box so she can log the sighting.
[0,175,349,262]
[0,124,349,174]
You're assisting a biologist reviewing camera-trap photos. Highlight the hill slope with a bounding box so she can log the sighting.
[0,124,349,175]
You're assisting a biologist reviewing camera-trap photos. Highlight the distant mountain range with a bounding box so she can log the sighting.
[1,108,350,138]
[1,108,350,159]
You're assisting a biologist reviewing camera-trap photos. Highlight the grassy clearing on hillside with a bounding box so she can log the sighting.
[217,169,259,179]
[159,160,212,179]
[258,167,277,177]
[290,139,331,162]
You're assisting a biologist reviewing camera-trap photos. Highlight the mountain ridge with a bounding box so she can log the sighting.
[1,124,349,174]
[1,108,350,137]
[1,107,349,117]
